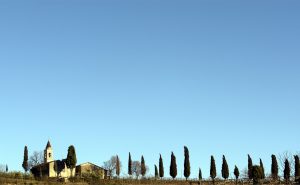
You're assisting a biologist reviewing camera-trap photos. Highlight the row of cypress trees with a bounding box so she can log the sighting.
[209,154,298,183]
[127,147,190,179]
[126,147,300,183]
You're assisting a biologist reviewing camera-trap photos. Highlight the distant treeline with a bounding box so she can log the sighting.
[103,146,300,185]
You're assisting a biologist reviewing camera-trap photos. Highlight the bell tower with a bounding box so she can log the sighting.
[44,140,54,163]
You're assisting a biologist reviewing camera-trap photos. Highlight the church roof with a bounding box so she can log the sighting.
[77,162,108,171]
[46,140,52,149]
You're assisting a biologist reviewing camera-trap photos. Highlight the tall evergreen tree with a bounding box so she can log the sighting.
[198,168,202,181]
[284,159,290,184]
[184,146,190,180]
[295,155,300,183]
[155,165,159,179]
[141,155,146,177]
[128,152,132,176]
[6,164,8,173]
[159,154,164,179]
[248,154,253,179]
[210,155,216,184]
[271,154,278,180]
[259,158,265,179]
[221,155,229,180]
[234,165,239,184]
[22,146,29,173]
[66,145,77,177]
[170,152,177,179]
[116,155,120,177]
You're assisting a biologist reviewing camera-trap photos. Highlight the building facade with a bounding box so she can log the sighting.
[76,162,108,179]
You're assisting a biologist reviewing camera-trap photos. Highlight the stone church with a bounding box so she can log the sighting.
[31,141,108,179]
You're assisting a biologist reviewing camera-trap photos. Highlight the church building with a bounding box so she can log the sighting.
[31,141,108,180]
[31,141,75,179]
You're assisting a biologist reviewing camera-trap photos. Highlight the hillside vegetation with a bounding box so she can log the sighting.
[0,172,294,185]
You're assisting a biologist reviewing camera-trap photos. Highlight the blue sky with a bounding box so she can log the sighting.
[0,0,300,179]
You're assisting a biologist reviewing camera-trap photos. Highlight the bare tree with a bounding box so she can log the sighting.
[28,151,44,178]
[29,151,44,169]
[241,167,248,180]
[0,164,6,172]
[131,160,149,179]
[132,161,141,179]
[103,155,122,177]
[279,151,295,178]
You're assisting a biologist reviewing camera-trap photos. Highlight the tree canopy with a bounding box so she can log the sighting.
[128,153,132,176]
[259,158,265,179]
[184,146,190,180]
[221,155,229,179]
[170,152,177,179]
[22,146,29,172]
[141,156,146,177]
[155,165,158,179]
[159,154,164,179]
[248,154,253,179]
[284,159,290,183]
[66,145,77,177]
[234,165,239,180]
[271,154,279,180]
[210,156,216,182]
[295,155,300,183]
[198,168,202,181]
[252,165,263,184]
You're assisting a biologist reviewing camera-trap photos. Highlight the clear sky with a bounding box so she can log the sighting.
[0,0,299,179]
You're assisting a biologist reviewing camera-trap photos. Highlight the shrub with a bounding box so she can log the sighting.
[14,172,22,178]
[252,165,263,185]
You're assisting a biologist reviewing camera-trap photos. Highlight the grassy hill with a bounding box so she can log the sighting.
[0,172,293,185]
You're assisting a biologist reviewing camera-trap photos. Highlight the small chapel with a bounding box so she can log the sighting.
[31,141,108,180]
[31,141,75,179]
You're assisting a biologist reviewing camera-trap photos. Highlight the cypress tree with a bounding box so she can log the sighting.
[170,152,177,179]
[284,159,290,184]
[6,164,8,173]
[141,155,146,177]
[128,152,132,176]
[66,145,77,177]
[221,155,229,180]
[155,165,159,179]
[159,154,164,179]
[210,155,216,184]
[116,155,120,177]
[234,165,239,184]
[22,146,29,173]
[184,146,190,180]
[259,158,265,179]
[198,168,202,181]
[271,154,278,180]
[248,154,253,179]
[295,155,300,183]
